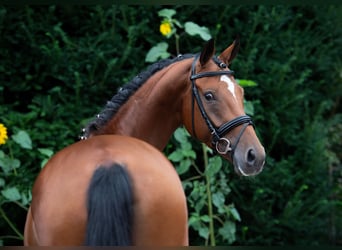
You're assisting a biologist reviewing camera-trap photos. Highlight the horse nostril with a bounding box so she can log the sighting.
[247,149,256,164]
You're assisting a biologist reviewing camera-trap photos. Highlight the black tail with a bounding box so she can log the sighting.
[85,163,133,246]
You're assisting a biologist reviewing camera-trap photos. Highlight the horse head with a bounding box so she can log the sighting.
[182,39,265,176]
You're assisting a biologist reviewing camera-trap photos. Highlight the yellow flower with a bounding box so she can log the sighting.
[0,123,8,145]
[160,21,172,37]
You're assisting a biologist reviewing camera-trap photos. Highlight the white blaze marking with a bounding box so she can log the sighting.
[220,75,236,100]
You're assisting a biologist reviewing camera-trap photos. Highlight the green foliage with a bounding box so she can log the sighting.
[146,8,212,62]
[223,6,341,245]
[145,42,170,63]
[0,130,33,244]
[184,22,212,41]
[0,5,341,246]
[169,128,241,245]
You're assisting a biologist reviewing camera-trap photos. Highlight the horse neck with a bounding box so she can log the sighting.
[98,59,192,150]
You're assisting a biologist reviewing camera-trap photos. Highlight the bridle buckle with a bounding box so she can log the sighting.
[215,138,232,155]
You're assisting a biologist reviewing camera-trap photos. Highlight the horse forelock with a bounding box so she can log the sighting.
[82,54,194,138]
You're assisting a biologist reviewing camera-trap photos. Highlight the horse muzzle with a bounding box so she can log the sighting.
[232,145,266,176]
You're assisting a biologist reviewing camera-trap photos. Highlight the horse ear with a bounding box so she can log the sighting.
[219,37,240,65]
[199,38,215,66]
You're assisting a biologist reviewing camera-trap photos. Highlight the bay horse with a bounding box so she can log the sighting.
[24,38,265,246]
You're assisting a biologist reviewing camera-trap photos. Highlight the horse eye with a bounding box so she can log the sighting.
[204,92,215,101]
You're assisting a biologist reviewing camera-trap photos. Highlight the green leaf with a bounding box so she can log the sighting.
[174,127,189,143]
[188,214,200,227]
[40,158,49,168]
[172,19,183,28]
[198,226,209,239]
[158,9,176,19]
[244,100,254,116]
[0,156,20,174]
[1,187,21,201]
[205,156,222,177]
[38,148,54,168]
[237,79,258,87]
[181,141,192,151]
[184,22,212,41]
[194,194,207,213]
[12,130,32,149]
[212,191,225,209]
[177,158,191,175]
[200,215,211,222]
[183,149,196,159]
[145,42,170,63]
[229,206,241,222]
[218,221,236,244]
[21,190,32,206]
[168,150,183,162]
[209,155,222,167]
[38,148,54,157]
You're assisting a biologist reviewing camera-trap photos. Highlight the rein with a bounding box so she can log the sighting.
[190,53,253,158]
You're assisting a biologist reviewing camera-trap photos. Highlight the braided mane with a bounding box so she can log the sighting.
[82,54,194,138]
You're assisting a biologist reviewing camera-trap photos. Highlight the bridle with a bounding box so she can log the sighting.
[190,53,253,158]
